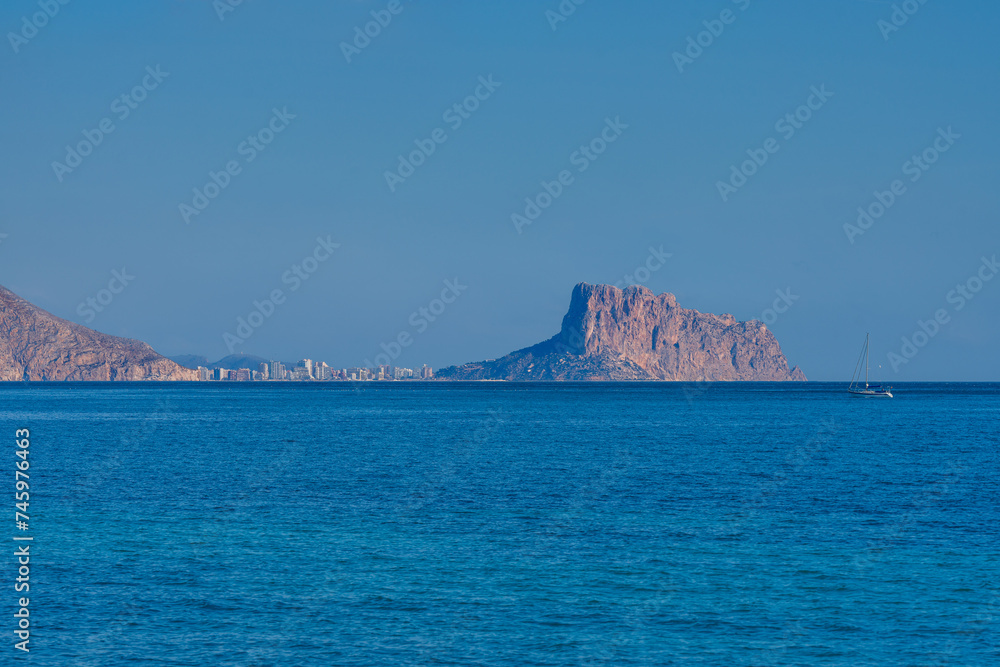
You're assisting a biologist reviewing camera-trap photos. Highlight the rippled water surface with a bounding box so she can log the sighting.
[4,382,998,665]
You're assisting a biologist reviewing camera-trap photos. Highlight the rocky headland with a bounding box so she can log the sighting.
[0,285,196,381]
[437,283,806,381]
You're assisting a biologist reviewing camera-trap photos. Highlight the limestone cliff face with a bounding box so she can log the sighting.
[438,283,806,381]
[0,286,197,381]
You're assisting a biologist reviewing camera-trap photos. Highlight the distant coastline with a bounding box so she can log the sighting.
[1,282,805,383]
[181,356,435,382]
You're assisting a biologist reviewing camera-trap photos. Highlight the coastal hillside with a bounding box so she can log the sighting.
[438,283,806,381]
[0,285,196,381]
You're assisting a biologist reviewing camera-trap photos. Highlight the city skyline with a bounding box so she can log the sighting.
[196,358,435,382]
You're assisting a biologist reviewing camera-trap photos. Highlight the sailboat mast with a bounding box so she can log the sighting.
[865,333,870,387]
[848,333,893,397]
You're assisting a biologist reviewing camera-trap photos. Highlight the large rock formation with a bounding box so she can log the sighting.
[438,283,806,381]
[0,285,197,381]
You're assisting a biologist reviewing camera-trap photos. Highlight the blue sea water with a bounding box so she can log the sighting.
[3,382,998,666]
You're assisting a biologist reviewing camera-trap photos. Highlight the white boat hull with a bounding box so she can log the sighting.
[848,389,893,398]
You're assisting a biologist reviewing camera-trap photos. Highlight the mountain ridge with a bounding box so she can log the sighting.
[0,285,196,381]
[438,283,806,381]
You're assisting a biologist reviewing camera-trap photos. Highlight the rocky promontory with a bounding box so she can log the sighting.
[0,285,196,381]
[438,283,806,381]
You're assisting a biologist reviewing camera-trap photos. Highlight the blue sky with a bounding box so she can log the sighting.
[1,0,998,380]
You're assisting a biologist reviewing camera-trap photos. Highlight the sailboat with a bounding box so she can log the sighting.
[849,334,893,397]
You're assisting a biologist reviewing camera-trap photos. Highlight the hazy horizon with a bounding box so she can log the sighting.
[3,1,998,381]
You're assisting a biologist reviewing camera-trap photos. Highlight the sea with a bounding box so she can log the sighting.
[3,382,998,666]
